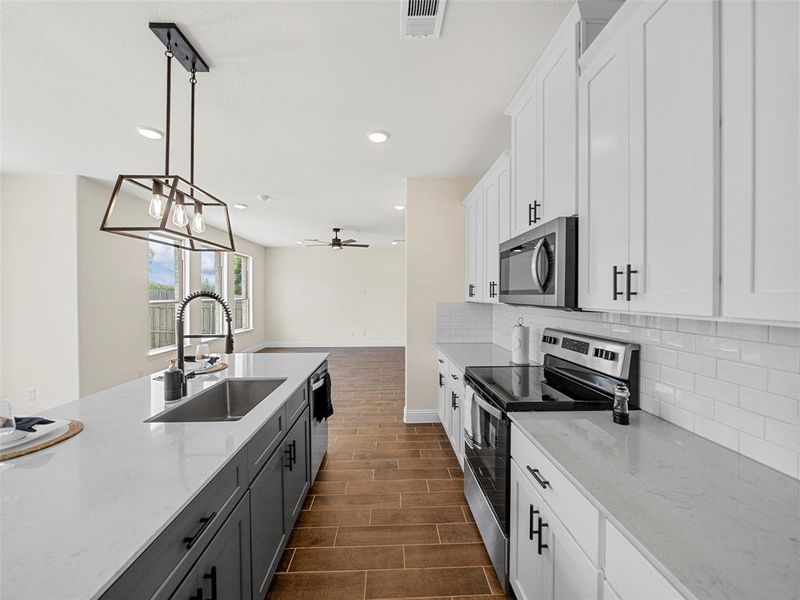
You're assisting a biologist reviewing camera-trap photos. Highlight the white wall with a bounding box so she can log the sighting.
[263,247,405,347]
[0,174,81,412]
[405,178,476,415]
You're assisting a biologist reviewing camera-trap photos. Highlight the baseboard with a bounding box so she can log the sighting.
[256,341,405,349]
[403,408,441,424]
[241,341,271,353]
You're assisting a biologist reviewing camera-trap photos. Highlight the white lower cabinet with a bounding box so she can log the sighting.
[510,460,600,600]
[446,364,465,468]
[436,352,448,436]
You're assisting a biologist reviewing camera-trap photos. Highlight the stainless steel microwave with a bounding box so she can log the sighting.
[499,216,578,309]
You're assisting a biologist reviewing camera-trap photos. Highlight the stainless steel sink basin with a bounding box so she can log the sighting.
[147,378,287,423]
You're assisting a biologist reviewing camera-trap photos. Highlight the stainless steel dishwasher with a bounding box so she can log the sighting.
[308,362,330,481]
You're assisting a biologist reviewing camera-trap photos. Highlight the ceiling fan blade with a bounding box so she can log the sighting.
[304,243,330,247]
[340,238,357,244]
[343,243,370,248]
[304,239,326,243]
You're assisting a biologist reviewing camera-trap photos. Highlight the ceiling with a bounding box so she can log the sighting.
[1,0,572,247]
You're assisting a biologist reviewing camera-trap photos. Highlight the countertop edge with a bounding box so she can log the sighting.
[508,414,701,600]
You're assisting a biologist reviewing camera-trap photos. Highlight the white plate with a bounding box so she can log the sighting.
[0,420,70,452]
[0,429,27,447]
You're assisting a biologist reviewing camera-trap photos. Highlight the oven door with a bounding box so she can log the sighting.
[464,385,510,532]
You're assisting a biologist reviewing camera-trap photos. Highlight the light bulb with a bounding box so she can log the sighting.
[191,203,206,233]
[148,193,165,219]
[149,180,165,219]
[172,193,189,228]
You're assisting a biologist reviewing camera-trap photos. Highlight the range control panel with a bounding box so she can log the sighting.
[541,328,639,380]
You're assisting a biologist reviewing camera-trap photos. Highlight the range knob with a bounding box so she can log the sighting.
[542,335,558,345]
[593,348,617,361]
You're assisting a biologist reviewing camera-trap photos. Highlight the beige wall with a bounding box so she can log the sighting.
[405,178,476,417]
[1,174,81,412]
[264,247,405,346]
[0,174,269,411]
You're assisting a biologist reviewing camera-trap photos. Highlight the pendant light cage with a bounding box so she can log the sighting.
[100,23,235,253]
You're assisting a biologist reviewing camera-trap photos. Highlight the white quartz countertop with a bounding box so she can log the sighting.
[510,411,800,600]
[437,342,517,371]
[0,352,327,600]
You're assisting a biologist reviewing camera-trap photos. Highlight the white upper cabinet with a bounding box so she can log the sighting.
[578,0,718,317]
[464,151,510,304]
[721,0,800,324]
[507,1,622,239]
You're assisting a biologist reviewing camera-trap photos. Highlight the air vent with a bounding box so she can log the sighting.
[401,0,447,39]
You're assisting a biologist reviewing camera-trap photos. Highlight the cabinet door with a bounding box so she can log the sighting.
[627,0,718,316]
[498,154,513,243]
[282,407,310,532]
[465,193,480,301]
[511,84,540,237]
[509,461,545,600]
[721,0,800,323]
[539,501,600,600]
[578,31,631,311]
[437,367,447,434]
[538,22,579,222]
[170,494,252,600]
[250,446,286,600]
[484,176,500,304]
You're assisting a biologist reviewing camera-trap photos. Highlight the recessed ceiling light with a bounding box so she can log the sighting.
[394,204,405,211]
[368,130,390,144]
[233,203,248,210]
[296,240,303,245]
[136,126,163,140]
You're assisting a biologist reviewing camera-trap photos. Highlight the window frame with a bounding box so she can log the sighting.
[199,251,227,340]
[232,252,254,334]
[147,237,191,356]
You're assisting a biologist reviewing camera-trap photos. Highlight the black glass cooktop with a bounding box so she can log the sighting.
[465,355,618,412]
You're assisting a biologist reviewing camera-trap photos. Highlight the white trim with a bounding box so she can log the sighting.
[403,408,440,424]
[256,341,405,348]
[241,341,270,353]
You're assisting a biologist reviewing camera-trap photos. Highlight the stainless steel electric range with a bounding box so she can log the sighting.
[463,328,640,595]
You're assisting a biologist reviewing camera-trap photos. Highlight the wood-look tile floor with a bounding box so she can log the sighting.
[259,347,508,600]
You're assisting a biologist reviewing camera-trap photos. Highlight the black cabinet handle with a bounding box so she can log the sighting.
[625,264,638,301]
[183,512,216,549]
[451,391,459,409]
[451,374,459,381]
[438,358,444,364]
[528,505,540,541]
[285,442,294,472]
[537,517,549,555]
[528,201,541,226]
[488,281,497,298]
[203,566,218,600]
[526,466,550,489]
[468,283,475,298]
[189,588,204,600]
[438,373,444,388]
[612,265,624,300]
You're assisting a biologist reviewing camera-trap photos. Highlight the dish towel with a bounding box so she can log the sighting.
[313,372,334,422]
[14,417,55,432]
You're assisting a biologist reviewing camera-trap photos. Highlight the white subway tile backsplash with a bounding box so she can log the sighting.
[695,375,739,405]
[661,366,695,391]
[716,322,770,342]
[717,360,769,390]
[486,303,800,479]
[661,331,696,352]
[767,369,800,400]
[677,351,716,377]
[694,416,739,451]
[714,402,765,438]
[696,336,741,361]
[741,342,800,373]
[739,387,799,425]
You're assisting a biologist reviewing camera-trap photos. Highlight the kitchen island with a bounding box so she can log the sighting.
[0,352,328,600]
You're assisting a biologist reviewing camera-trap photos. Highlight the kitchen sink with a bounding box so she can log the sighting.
[147,378,287,423]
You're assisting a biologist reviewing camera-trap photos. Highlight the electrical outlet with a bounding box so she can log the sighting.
[26,387,36,402]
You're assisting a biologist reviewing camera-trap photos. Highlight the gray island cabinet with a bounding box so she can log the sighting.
[101,383,315,600]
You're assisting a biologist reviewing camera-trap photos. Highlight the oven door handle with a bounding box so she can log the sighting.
[464,431,482,450]
[472,393,503,420]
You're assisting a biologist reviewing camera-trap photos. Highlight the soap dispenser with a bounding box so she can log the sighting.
[164,359,183,402]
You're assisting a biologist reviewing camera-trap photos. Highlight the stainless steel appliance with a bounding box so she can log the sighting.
[499,216,578,309]
[308,362,330,481]
[463,329,640,594]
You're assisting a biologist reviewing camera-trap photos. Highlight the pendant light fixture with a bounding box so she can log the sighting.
[100,23,235,252]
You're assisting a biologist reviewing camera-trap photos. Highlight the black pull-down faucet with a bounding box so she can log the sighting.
[176,290,234,395]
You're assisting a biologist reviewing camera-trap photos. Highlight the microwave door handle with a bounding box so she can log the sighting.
[530,239,546,293]
[472,393,503,420]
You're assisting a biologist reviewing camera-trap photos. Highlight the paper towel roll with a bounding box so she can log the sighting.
[511,319,530,365]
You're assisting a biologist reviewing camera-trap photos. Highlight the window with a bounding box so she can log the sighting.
[148,238,187,352]
[233,253,252,331]
[200,252,225,335]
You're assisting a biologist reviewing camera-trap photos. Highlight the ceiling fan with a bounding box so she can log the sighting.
[304,228,369,250]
